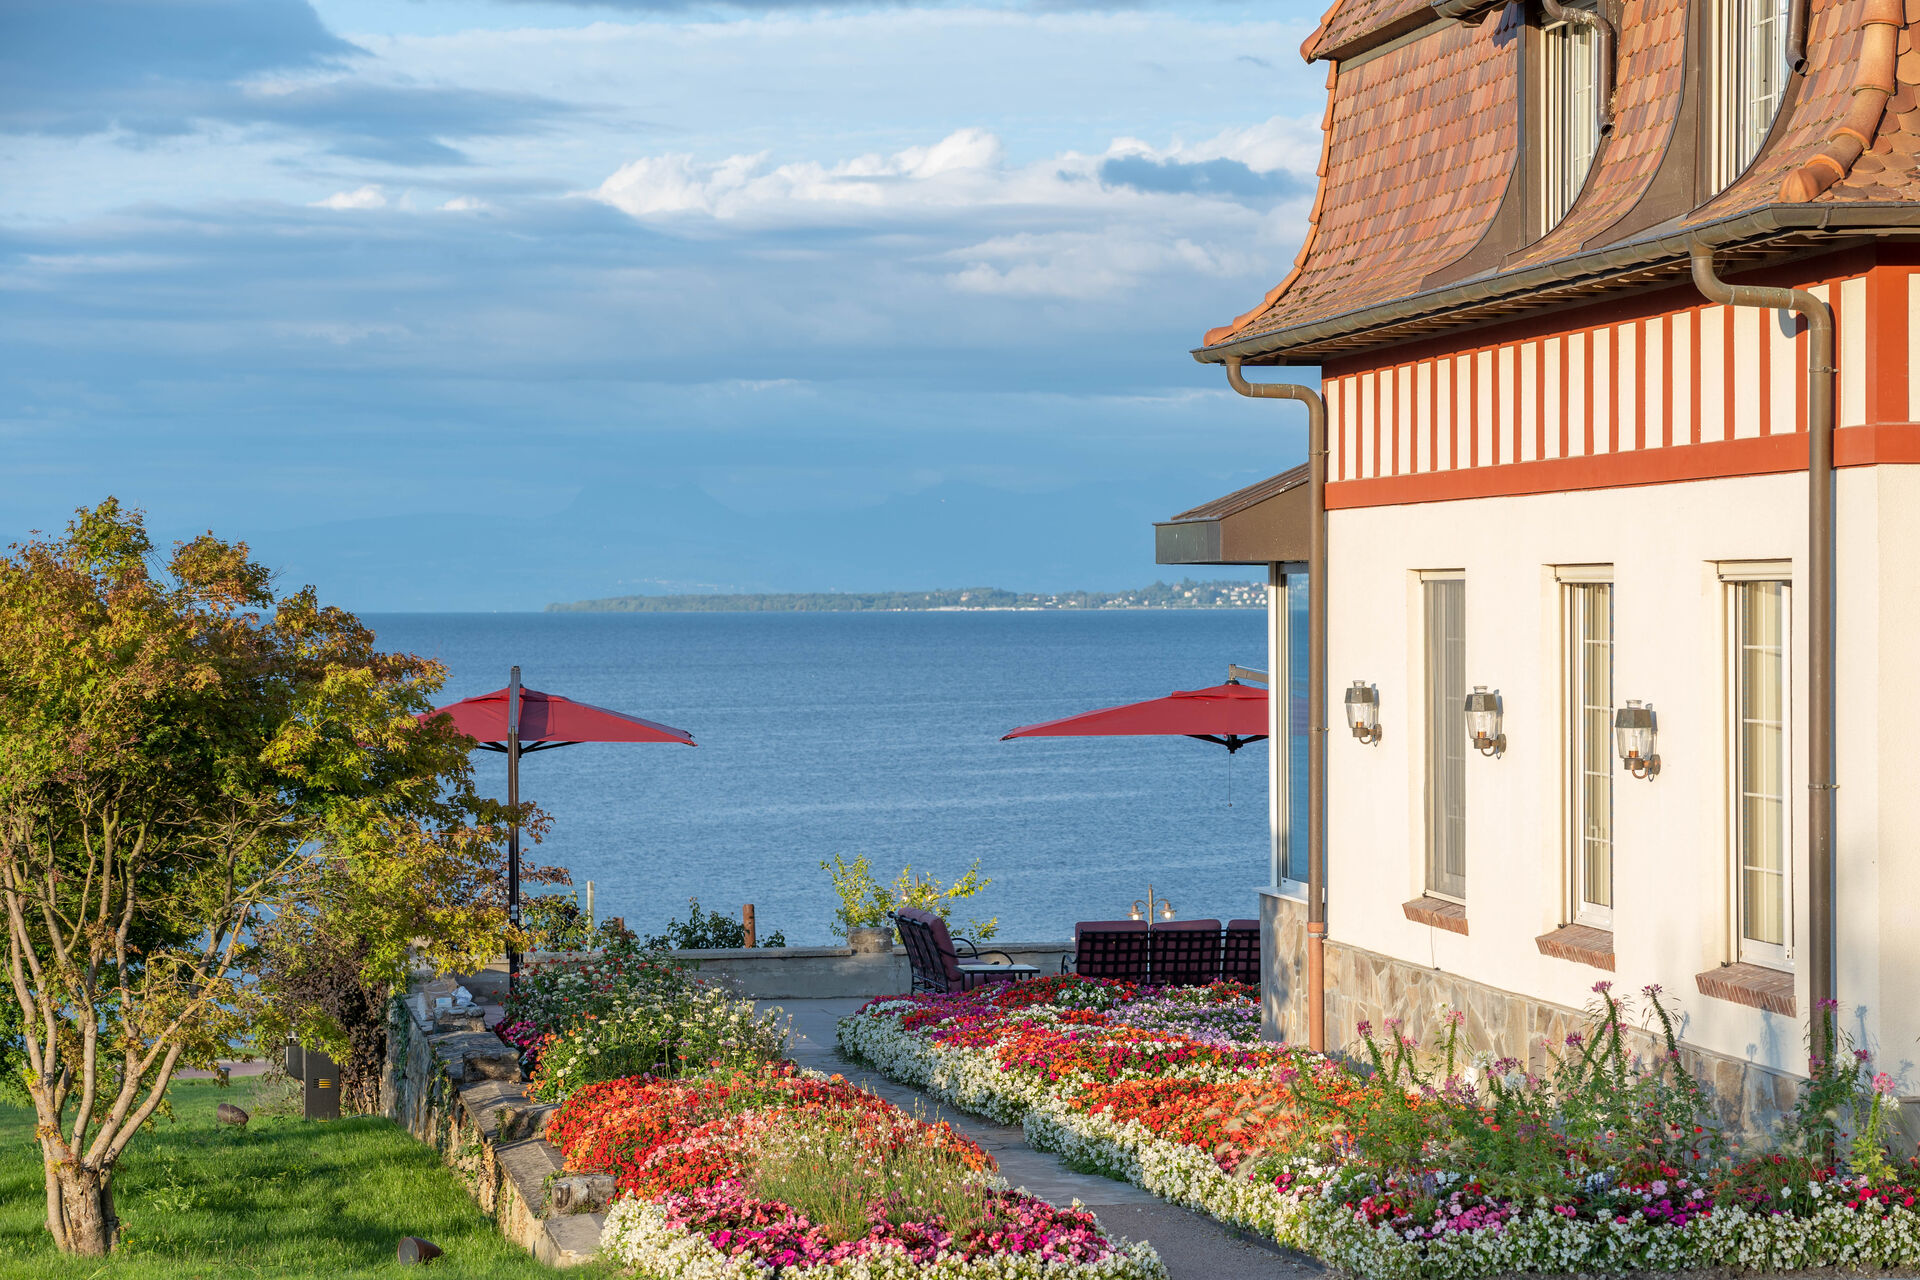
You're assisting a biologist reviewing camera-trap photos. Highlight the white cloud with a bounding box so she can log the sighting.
[590,120,1313,226]
[1105,115,1322,176]
[946,230,1248,300]
[312,184,388,210]
[592,129,1022,221]
[439,196,490,211]
[584,121,1311,299]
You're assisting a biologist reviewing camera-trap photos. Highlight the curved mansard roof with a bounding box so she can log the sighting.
[1201,0,1919,363]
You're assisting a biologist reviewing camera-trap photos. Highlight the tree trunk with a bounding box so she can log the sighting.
[52,1163,118,1256]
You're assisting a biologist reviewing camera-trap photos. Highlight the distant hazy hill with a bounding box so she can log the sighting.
[547,579,1263,613]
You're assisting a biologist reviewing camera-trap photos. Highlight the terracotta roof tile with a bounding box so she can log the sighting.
[1820,4,1920,200]
[1229,11,1520,344]
[1686,0,1876,222]
[1304,0,1438,62]
[1508,0,1689,264]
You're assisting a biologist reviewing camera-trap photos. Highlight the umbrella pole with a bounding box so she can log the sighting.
[507,666,522,991]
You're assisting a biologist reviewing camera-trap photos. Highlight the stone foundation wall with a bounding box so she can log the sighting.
[382,985,605,1267]
[1259,896,1810,1144]
[1259,890,1310,1046]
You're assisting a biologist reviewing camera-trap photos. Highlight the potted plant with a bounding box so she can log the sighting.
[820,855,894,952]
[820,854,999,952]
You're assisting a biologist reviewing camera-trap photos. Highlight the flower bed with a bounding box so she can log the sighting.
[838,978,1920,1278]
[496,945,789,1100]
[547,1062,1166,1279]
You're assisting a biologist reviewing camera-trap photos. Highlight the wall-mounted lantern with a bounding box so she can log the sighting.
[1466,686,1505,756]
[1344,681,1381,744]
[1614,699,1659,779]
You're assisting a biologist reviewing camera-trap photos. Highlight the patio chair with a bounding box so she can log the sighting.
[1149,918,1223,986]
[1222,919,1261,986]
[1063,920,1150,982]
[892,908,1035,993]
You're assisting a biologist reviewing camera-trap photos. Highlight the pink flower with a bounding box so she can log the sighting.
[1872,1072,1899,1097]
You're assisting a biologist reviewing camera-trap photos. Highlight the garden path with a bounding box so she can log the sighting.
[764,997,1326,1280]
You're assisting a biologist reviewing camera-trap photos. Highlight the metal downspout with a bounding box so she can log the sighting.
[1540,0,1618,134]
[1224,357,1329,1054]
[1688,245,1836,1034]
[1787,0,1811,74]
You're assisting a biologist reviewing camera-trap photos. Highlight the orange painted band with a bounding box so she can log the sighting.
[1324,425,1920,509]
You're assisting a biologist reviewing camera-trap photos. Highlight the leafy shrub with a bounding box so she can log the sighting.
[640,897,786,950]
[523,893,591,951]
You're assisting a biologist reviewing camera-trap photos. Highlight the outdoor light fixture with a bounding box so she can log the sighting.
[1614,700,1660,778]
[1344,681,1381,744]
[1465,686,1505,756]
[1129,885,1175,922]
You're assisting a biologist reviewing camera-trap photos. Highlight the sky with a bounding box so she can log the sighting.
[0,0,1327,610]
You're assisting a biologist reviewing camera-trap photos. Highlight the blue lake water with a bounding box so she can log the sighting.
[365,611,1270,946]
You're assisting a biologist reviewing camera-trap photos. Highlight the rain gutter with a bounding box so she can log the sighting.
[1689,245,1837,1037]
[1193,204,1920,367]
[1222,358,1329,1055]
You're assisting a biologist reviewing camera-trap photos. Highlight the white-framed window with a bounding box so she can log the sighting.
[1723,565,1791,968]
[1421,573,1467,901]
[1560,569,1614,927]
[1538,4,1600,233]
[1707,0,1792,192]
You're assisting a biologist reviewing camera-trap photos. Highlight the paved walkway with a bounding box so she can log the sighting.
[765,998,1324,1280]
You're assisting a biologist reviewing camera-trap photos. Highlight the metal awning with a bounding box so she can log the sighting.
[1154,463,1309,566]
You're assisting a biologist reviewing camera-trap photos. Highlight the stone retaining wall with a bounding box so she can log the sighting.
[381,984,604,1267]
[526,939,1073,999]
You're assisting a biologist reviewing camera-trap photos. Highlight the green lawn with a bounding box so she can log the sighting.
[0,1079,615,1279]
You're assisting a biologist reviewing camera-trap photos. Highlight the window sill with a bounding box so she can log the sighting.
[1402,896,1468,936]
[1695,962,1795,1016]
[1535,924,1615,971]
[1260,883,1309,904]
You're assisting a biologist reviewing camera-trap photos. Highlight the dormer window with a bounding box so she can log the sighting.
[1537,3,1600,233]
[1707,0,1792,191]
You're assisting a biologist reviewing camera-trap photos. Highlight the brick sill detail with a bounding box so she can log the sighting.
[1402,896,1468,935]
[1695,962,1796,1016]
[1536,924,1616,971]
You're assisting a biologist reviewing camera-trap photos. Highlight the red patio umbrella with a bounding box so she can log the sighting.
[424,666,695,982]
[1001,679,1268,753]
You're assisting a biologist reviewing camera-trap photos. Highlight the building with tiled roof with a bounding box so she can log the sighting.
[1162,0,1920,1138]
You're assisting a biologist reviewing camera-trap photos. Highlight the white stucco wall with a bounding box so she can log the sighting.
[1302,465,1920,1079]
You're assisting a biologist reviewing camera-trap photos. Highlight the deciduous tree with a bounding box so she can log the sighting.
[0,501,524,1254]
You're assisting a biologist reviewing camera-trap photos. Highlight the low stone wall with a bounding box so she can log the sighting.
[1260,893,1805,1143]
[525,939,1073,1000]
[381,985,605,1267]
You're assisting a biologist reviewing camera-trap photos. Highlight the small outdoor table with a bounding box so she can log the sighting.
[960,963,1040,983]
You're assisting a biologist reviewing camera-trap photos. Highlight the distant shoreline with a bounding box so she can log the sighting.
[546,579,1264,614]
